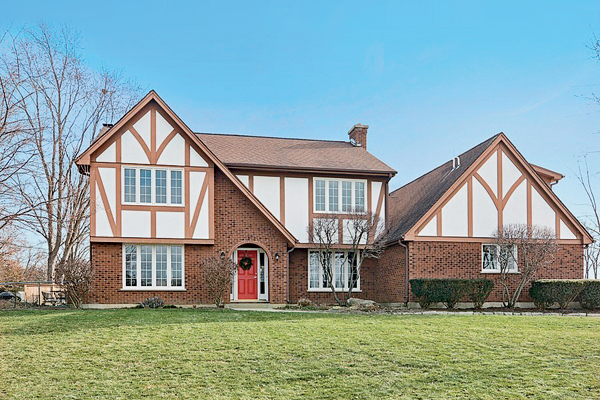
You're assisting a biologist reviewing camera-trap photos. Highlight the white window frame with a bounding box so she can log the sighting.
[313,178,367,214]
[307,249,361,292]
[121,166,185,206]
[121,244,186,290]
[481,244,519,273]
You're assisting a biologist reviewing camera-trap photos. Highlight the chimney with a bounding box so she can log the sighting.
[348,124,369,150]
[99,123,114,137]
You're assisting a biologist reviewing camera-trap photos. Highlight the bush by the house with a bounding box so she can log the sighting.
[466,279,495,309]
[54,258,93,309]
[140,297,164,309]
[578,280,600,310]
[529,280,586,309]
[297,298,315,308]
[410,278,494,309]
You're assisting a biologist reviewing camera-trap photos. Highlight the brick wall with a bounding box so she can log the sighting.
[288,249,378,305]
[87,168,289,305]
[407,240,584,303]
[374,243,407,304]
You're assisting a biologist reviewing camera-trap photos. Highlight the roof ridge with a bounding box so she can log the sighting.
[195,132,351,145]
[389,133,501,196]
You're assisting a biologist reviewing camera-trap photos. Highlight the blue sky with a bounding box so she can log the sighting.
[3,1,600,218]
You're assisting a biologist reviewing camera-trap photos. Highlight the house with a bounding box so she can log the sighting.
[75,91,591,307]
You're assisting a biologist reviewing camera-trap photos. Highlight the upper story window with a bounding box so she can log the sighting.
[482,244,518,273]
[123,167,184,206]
[314,178,366,213]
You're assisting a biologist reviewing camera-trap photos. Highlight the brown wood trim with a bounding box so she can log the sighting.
[408,235,582,245]
[156,128,178,162]
[95,169,118,235]
[367,180,373,214]
[90,167,97,237]
[436,210,442,236]
[116,166,122,236]
[225,163,395,177]
[248,174,254,193]
[555,214,561,238]
[527,180,532,227]
[280,176,285,224]
[209,170,215,239]
[185,141,190,166]
[129,126,152,163]
[294,242,372,250]
[90,236,215,245]
[374,180,385,220]
[338,218,344,244]
[501,175,526,208]
[151,211,156,238]
[185,168,191,238]
[91,161,209,172]
[116,137,121,163]
[467,177,473,237]
[121,204,185,212]
[473,172,500,209]
[150,107,157,164]
[189,173,210,236]
[308,176,314,241]
[497,149,503,201]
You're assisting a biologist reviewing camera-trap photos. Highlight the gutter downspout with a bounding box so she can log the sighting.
[398,240,409,306]
[286,247,294,304]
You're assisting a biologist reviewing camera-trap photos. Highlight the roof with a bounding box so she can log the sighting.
[196,133,397,175]
[386,134,500,243]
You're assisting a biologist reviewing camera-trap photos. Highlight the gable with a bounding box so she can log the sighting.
[402,135,590,244]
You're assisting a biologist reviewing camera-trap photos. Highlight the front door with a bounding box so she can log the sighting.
[237,250,258,300]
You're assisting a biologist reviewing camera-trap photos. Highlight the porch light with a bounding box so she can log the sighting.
[275,252,280,261]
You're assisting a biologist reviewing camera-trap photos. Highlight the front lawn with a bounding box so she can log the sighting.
[1,309,599,399]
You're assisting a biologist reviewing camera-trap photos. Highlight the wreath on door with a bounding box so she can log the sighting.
[239,256,253,270]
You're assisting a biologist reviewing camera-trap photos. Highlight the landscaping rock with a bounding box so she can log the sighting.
[347,298,379,310]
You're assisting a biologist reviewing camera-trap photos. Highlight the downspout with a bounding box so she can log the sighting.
[286,247,294,304]
[398,240,409,306]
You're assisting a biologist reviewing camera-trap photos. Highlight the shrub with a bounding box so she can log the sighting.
[55,258,93,309]
[466,279,494,309]
[410,279,465,309]
[297,298,314,308]
[202,254,238,308]
[140,297,164,309]
[579,280,600,310]
[529,280,585,309]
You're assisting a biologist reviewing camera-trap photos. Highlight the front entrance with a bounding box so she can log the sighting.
[237,249,258,300]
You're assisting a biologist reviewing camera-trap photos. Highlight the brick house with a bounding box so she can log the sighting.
[75,91,592,307]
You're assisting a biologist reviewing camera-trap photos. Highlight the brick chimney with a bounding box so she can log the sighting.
[99,123,114,137]
[348,124,368,150]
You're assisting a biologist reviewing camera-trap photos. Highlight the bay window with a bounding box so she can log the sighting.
[123,244,185,289]
[122,167,184,206]
[308,250,360,291]
[314,178,367,214]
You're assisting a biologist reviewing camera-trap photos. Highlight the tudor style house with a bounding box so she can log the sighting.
[76,91,592,307]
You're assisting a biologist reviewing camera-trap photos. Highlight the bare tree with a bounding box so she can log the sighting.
[202,254,238,307]
[575,155,600,279]
[310,211,385,306]
[55,257,93,308]
[0,24,139,280]
[494,224,558,308]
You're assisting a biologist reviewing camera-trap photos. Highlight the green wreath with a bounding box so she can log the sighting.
[239,256,253,270]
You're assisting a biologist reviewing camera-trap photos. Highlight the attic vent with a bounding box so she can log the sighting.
[452,156,461,170]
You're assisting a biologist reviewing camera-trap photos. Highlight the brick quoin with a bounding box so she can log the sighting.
[88,168,289,305]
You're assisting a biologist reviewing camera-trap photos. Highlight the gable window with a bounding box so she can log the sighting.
[314,178,368,214]
[308,250,360,291]
[123,244,185,290]
[482,244,518,273]
[122,167,184,206]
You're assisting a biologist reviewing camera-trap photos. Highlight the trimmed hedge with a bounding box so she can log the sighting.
[410,279,494,309]
[579,280,600,310]
[529,280,585,309]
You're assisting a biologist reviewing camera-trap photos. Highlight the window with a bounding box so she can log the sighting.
[140,169,152,203]
[122,167,184,205]
[315,180,326,212]
[342,181,352,212]
[308,250,360,291]
[314,178,367,214]
[482,244,518,273]
[155,170,167,204]
[124,169,136,202]
[171,170,182,205]
[123,244,184,289]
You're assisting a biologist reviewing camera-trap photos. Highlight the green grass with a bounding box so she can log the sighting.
[1,309,599,399]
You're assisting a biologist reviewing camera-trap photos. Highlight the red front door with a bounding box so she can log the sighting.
[237,250,258,300]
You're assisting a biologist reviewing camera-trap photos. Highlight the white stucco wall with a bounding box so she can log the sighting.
[122,210,151,238]
[156,212,185,238]
[253,176,280,220]
[156,133,185,166]
[531,186,555,232]
[418,215,437,236]
[503,179,527,226]
[441,184,468,236]
[472,178,498,237]
[121,130,149,164]
[477,153,497,197]
[284,177,309,242]
[96,142,115,163]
